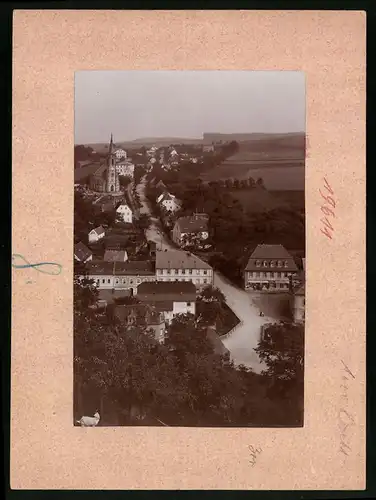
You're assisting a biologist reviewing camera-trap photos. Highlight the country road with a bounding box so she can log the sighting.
[136,177,273,373]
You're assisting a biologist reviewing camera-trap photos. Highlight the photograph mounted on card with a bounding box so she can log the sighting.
[11,10,366,490]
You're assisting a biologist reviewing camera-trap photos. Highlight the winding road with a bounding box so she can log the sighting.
[136,177,273,373]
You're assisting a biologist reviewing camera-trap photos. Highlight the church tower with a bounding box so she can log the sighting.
[106,133,120,193]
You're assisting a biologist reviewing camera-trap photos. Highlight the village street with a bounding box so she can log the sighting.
[136,177,273,373]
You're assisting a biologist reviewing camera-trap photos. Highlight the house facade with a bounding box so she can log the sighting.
[156,192,181,213]
[111,303,166,343]
[155,249,214,289]
[244,244,299,292]
[172,214,210,248]
[137,281,196,323]
[116,204,133,224]
[85,260,156,295]
[114,148,127,159]
[116,160,135,178]
[88,225,105,243]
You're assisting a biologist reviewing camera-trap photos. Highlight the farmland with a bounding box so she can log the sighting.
[228,188,304,214]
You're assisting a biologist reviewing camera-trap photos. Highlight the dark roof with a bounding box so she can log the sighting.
[90,225,105,236]
[86,260,155,276]
[156,249,211,270]
[245,244,298,272]
[87,261,114,275]
[137,281,196,301]
[98,289,131,304]
[74,163,102,182]
[175,215,209,234]
[74,242,92,261]
[104,249,128,262]
[114,261,155,276]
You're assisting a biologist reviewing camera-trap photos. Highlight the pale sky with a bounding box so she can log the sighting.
[75,71,305,144]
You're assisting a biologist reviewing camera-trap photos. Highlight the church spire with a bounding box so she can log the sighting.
[109,133,113,154]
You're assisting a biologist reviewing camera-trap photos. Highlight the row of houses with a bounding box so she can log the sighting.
[78,249,214,296]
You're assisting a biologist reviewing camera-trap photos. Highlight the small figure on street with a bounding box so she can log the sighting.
[259,311,264,317]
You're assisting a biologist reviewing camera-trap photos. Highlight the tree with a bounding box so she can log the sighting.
[119,175,132,189]
[198,285,226,303]
[254,321,304,425]
[256,177,265,189]
[137,213,151,230]
[114,296,141,305]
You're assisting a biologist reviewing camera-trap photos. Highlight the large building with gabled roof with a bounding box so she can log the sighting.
[244,244,299,292]
[155,249,213,289]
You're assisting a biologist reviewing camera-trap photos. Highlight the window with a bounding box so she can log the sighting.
[204,279,207,284]
[182,269,186,274]
[255,272,260,278]
[167,269,170,274]
[278,260,282,267]
[123,278,127,284]
[130,279,134,284]
[189,269,192,274]
[275,272,279,278]
[281,272,284,278]
[270,260,275,267]
[102,279,105,284]
[107,279,111,283]
[136,278,141,284]
[263,260,268,267]
[284,261,289,268]
[157,269,162,275]
[115,279,119,284]
[187,302,191,307]
[203,270,207,275]
[256,260,261,267]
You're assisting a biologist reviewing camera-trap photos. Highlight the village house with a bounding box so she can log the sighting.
[88,225,105,243]
[291,283,305,323]
[85,260,155,296]
[244,244,299,292]
[74,242,93,263]
[156,192,181,213]
[116,160,135,178]
[104,249,128,262]
[114,148,127,159]
[156,249,214,289]
[116,203,133,224]
[172,214,210,248]
[110,303,166,343]
[137,281,196,324]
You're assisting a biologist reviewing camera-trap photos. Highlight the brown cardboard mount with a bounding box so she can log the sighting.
[11,10,366,490]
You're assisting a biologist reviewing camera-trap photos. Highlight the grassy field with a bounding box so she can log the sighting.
[229,188,304,214]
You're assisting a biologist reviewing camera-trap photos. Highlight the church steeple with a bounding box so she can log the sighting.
[109,133,114,154]
[106,132,119,193]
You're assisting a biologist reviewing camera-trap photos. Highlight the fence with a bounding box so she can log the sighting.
[220,319,244,341]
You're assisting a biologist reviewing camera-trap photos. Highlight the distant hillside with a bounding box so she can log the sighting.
[80,132,305,152]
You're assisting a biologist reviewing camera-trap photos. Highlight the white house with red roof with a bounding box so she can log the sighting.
[244,244,299,292]
[88,225,106,243]
[116,203,133,224]
[156,192,181,213]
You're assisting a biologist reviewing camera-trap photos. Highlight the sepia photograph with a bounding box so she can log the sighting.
[74,70,306,428]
